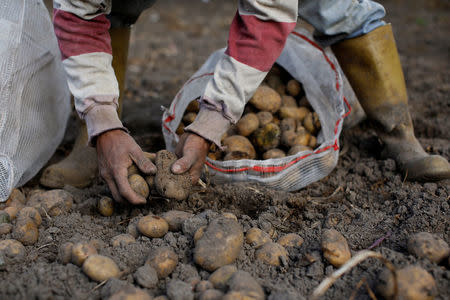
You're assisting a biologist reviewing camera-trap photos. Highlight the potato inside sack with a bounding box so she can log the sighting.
[223,136,256,160]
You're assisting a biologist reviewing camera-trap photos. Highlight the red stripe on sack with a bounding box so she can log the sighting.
[53,9,112,60]
[225,12,296,72]
[203,32,353,174]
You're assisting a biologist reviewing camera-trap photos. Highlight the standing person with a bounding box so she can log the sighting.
[47,0,449,205]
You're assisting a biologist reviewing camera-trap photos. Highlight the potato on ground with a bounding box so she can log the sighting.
[221,212,237,221]
[58,242,74,264]
[256,111,273,127]
[199,289,224,300]
[194,216,244,271]
[209,265,237,290]
[71,242,97,266]
[222,135,256,160]
[279,106,309,121]
[255,242,288,266]
[245,228,271,248]
[28,189,73,217]
[134,264,159,289]
[82,255,120,282]
[137,215,169,238]
[0,211,10,224]
[146,246,178,278]
[161,210,194,232]
[277,233,304,248]
[286,79,302,97]
[12,218,39,245]
[128,174,150,199]
[252,123,281,152]
[321,229,351,267]
[109,286,152,300]
[236,113,259,137]
[0,223,12,235]
[0,239,26,261]
[97,196,114,217]
[4,189,26,209]
[407,232,450,263]
[226,271,264,300]
[111,234,136,247]
[4,207,19,220]
[195,280,214,293]
[377,265,437,300]
[17,207,42,226]
[194,226,207,244]
[249,86,281,113]
[155,150,192,201]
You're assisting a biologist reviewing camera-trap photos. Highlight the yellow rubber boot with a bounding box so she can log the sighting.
[40,27,131,188]
[332,24,450,181]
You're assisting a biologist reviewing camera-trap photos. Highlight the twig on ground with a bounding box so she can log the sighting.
[368,231,391,250]
[117,218,131,225]
[88,279,107,294]
[36,243,53,251]
[197,178,207,189]
[308,186,343,204]
[247,186,263,195]
[310,250,397,300]
[349,277,367,300]
[339,141,349,157]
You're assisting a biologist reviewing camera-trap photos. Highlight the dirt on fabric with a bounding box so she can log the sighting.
[0,0,449,299]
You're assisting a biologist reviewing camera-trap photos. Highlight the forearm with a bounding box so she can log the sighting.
[186,0,298,146]
[53,0,124,142]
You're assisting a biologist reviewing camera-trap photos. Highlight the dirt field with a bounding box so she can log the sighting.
[0,0,449,299]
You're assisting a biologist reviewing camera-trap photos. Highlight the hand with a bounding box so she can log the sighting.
[96,129,156,204]
[171,133,210,184]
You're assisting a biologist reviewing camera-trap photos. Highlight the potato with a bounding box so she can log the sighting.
[308,135,317,149]
[255,242,288,266]
[186,100,200,113]
[252,123,281,152]
[280,118,296,133]
[0,223,12,235]
[127,222,139,238]
[199,289,224,300]
[144,152,156,163]
[313,112,321,130]
[134,264,159,289]
[155,150,192,201]
[109,286,152,300]
[407,232,450,263]
[298,96,312,109]
[246,228,271,248]
[7,189,26,206]
[4,207,19,220]
[277,233,304,248]
[208,151,222,161]
[97,196,114,217]
[183,112,197,125]
[146,246,178,278]
[236,113,259,137]
[0,239,25,260]
[194,226,207,244]
[226,271,265,300]
[0,211,10,224]
[303,112,316,134]
[145,175,155,191]
[82,254,120,282]
[58,242,73,264]
[28,189,73,217]
[249,86,282,113]
[195,280,214,293]
[286,80,302,97]
[377,265,437,300]
[292,127,311,146]
[176,122,185,135]
[256,111,273,127]
[128,174,150,199]
[281,95,297,107]
[71,242,98,266]
[17,207,42,226]
[287,145,312,156]
[221,212,238,221]
[161,210,194,232]
[12,218,39,245]
[194,217,244,272]
[89,239,106,251]
[223,136,256,160]
[209,264,237,290]
[127,164,139,176]
[137,215,169,238]
[279,106,309,121]
[265,74,283,90]
[111,234,136,248]
[321,229,351,267]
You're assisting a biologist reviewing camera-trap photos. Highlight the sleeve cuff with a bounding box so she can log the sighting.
[184,108,231,147]
[84,104,127,145]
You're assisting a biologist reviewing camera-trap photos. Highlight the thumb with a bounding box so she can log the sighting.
[171,154,195,174]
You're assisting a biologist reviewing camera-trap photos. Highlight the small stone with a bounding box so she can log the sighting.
[134,264,159,289]
[407,232,450,263]
[161,210,194,232]
[321,229,351,267]
[167,280,194,300]
[58,242,74,264]
[194,217,243,271]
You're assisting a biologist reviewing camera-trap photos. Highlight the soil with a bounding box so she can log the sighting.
[1,0,449,299]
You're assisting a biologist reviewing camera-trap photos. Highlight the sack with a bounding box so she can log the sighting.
[162,29,359,191]
[0,0,71,201]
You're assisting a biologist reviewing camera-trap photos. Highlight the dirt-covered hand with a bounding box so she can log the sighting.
[171,133,210,184]
[96,129,156,204]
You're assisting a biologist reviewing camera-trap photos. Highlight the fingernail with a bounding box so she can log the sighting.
[172,163,181,173]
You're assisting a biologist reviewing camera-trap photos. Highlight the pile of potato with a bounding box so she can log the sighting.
[177,65,322,161]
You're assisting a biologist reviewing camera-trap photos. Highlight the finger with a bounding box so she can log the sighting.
[189,159,205,185]
[114,168,147,205]
[104,176,124,203]
[171,153,196,174]
[130,149,156,175]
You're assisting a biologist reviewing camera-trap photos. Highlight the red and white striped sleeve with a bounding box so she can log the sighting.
[53,0,125,143]
[186,0,298,146]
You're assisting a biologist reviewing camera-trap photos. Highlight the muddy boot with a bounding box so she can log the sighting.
[332,24,450,181]
[40,27,131,188]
